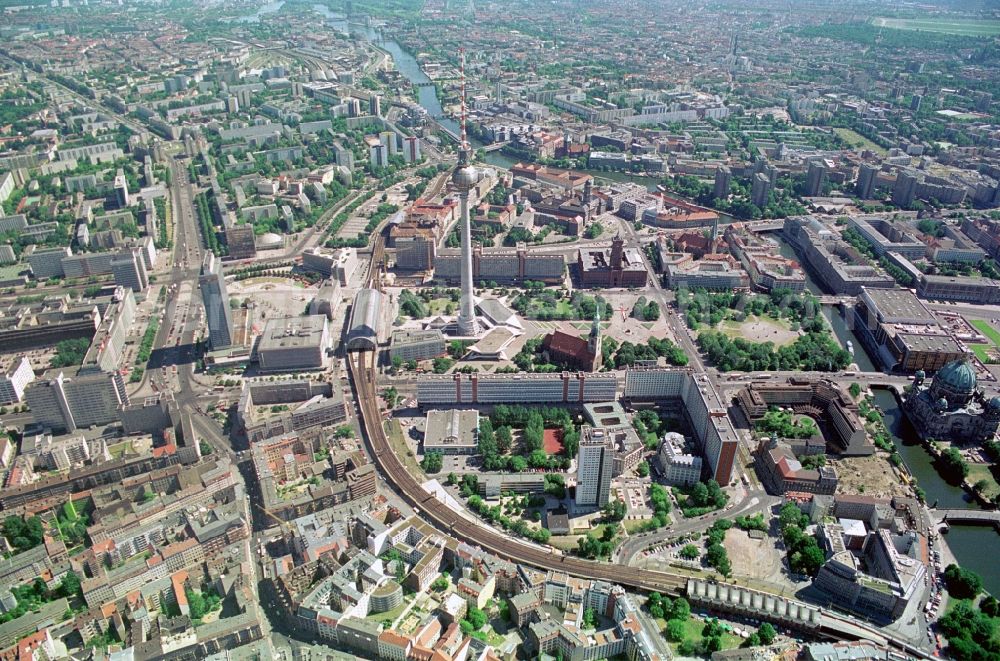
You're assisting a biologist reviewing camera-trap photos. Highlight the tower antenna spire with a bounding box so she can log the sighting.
[459,46,469,157]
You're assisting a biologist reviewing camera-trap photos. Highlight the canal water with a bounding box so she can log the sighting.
[321,4,1000,593]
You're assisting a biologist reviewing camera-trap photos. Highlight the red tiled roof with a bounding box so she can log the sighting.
[543,330,593,366]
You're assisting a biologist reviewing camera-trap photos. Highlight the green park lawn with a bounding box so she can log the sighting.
[717,315,799,347]
[970,344,994,364]
[657,615,744,655]
[426,297,455,315]
[833,128,888,156]
[967,463,1000,501]
[971,320,1000,346]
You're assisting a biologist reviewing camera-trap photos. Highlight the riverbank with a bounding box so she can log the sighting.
[877,387,996,510]
[917,436,996,510]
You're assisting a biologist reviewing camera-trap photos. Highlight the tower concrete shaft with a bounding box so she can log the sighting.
[456,189,479,336]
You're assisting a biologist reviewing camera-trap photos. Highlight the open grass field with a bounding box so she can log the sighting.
[717,315,799,347]
[970,344,996,364]
[871,17,1000,37]
[834,127,888,156]
[967,463,1000,501]
[972,319,1000,346]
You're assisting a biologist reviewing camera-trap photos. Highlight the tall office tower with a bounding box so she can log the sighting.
[713,166,731,200]
[751,172,771,208]
[575,427,614,507]
[199,251,234,350]
[111,248,149,293]
[369,143,389,169]
[910,94,922,112]
[856,163,879,199]
[226,224,257,260]
[495,80,503,104]
[347,97,362,118]
[113,170,130,208]
[806,160,826,197]
[403,136,422,163]
[892,170,918,209]
[452,48,480,337]
[370,94,382,117]
[380,131,398,156]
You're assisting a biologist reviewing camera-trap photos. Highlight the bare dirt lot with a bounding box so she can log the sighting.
[723,528,785,583]
[831,453,909,499]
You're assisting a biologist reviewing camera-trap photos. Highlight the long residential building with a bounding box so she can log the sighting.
[24,367,129,434]
[435,243,564,285]
[783,216,894,295]
[916,273,1000,305]
[416,372,618,405]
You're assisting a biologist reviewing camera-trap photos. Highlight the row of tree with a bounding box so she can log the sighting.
[697,330,851,372]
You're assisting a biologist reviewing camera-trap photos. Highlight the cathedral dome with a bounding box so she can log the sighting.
[932,360,977,396]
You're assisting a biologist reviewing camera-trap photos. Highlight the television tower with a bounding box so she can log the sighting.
[452,47,480,336]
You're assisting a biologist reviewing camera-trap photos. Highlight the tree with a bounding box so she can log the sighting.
[670,597,690,621]
[496,426,513,454]
[603,499,626,522]
[59,571,82,598]
[703,636,723,653]
[382,387,398,408]
[391,355,403,370]
[940,448,970,481]
[2,515,44,553]
[666,619,687,642]
[421,451,443,474]
[943,564,983,599]
[848,382,861,399]
[758,622,777,645]
[582,607,598,629]
[679,544,700,560]
[431,576,449,591]
[637,461,650,477]
[466,606,487,630]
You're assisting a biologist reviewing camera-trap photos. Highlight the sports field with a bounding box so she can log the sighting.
[871,17,1000,37]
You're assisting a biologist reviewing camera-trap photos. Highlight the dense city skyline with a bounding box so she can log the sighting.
[0,1,998,660]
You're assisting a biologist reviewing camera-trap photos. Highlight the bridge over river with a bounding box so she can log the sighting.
[931,508,1000,530]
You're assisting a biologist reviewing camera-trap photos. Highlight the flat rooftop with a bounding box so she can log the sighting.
[896,332,965,354]
[862,288,935,324]
[580,247,646,272]
[258,315,328,351]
